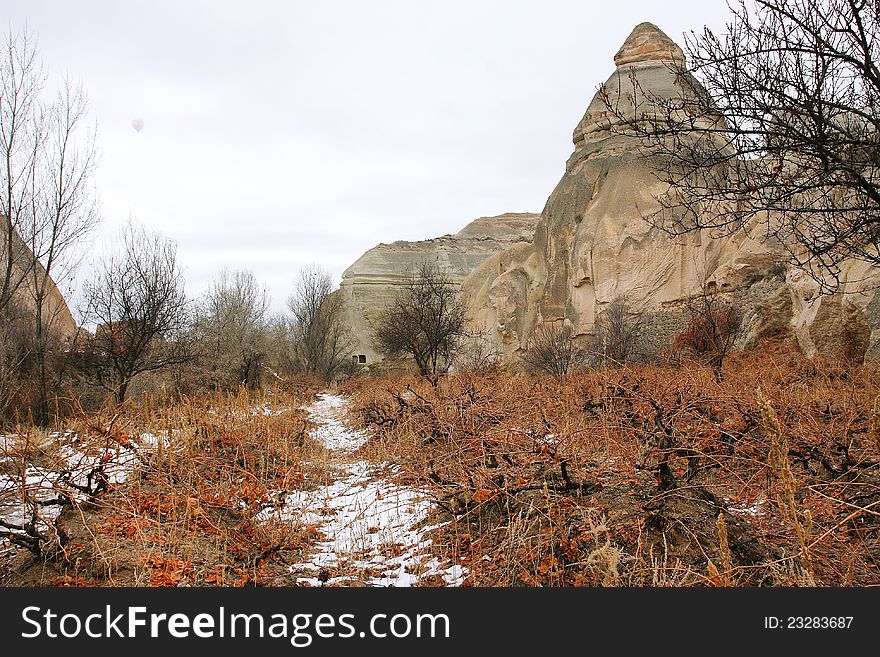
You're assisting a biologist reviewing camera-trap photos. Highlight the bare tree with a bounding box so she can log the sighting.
[195,269,270,390]
[0,27,43,316]
[0,28,99,422]
[83,222,189,403]
[286,264,353,382]
[591,296,645,366]
[373,261,467,384]
[26,79,99,422]
[521,322,589,377]
[672,281,742,374]
[601,1,880,289]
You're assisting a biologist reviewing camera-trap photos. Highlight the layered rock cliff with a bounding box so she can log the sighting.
[339,213,539,364]
[340,22,880,367]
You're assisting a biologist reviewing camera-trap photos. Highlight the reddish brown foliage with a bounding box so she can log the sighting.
[672,305,741,363]
[345,341,880,586]
[2,380,325,586]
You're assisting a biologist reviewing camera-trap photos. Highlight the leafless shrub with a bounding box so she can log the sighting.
[453,330,502,372]
[591,296,645,366]
[373,261,467,385]
[82,222,190,403]
[285,264,354,383]
[672,282,742,373]
[193,269,270,391]
[521,322,589,377]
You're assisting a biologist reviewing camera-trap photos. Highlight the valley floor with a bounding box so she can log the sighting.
[0,383,465,586]
[258,393,465,586]
[2,341,880,586]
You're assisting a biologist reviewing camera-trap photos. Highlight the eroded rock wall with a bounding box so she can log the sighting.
[461,23,880,365]
[339,213,539,365]
[0,219,78,342]
[341,22,880,368]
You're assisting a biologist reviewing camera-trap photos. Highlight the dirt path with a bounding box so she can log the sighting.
[258,393,466,587]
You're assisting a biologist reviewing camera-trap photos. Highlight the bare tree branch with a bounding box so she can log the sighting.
[373,261,467,385]
[286,264,354,383]
[82,221,189,403]
[601,0,880,290]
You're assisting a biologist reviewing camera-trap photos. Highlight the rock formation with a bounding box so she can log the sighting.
[339,213,539,365]
[341,22,880,367]
[0,219,78,342]
[462,22,880,364]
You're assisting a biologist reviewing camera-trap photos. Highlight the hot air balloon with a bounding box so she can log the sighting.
[131,118,144,133]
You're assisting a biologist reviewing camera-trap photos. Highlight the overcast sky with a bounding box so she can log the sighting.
[2,1,733,318]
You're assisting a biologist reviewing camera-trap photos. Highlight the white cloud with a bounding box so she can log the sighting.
[1,0,733,315]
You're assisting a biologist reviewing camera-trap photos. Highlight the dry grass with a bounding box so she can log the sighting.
[4,340,880,587]
[341,340,880,586]
[2,376,327,586]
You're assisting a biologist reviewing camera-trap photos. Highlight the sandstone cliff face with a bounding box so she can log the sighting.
[339,213,539,364]
[341,22,880,367]
[463,23,729,359]
[0,219,78,342]
[461,22,880,364]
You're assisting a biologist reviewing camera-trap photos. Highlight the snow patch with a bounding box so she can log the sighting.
[1,430,162,543]
[252,404,289,417]
[260,394,466,587]
[306,394,368,451]
[725,497,768,517]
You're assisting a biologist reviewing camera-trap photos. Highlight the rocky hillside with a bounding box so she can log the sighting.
[341,23,880,367]
[1,219,78,342]
[339,213,539,365]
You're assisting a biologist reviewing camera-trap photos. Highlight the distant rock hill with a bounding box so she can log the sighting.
[341,23,880,367]
[340,213,539,365]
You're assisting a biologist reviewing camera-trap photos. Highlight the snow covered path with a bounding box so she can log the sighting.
[259,394,466,587]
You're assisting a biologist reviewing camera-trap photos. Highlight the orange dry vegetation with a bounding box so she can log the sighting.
[5,342,880,588]
[343,341,880,586]
[1,376,327,586]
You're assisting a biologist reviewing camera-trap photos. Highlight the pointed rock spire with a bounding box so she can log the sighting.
[613,22,684,67]
[569,22,701,165]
